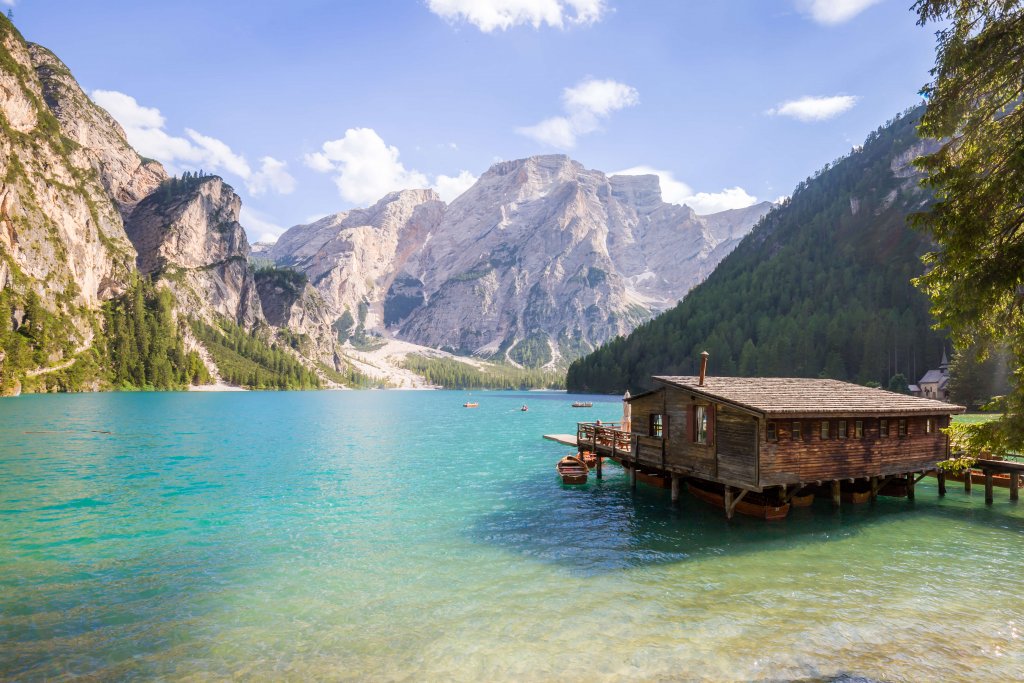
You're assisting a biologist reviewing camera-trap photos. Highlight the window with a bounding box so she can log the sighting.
[880,419,889,438]
[855,420,864,439]
[695,406,708,444]
[650,413,663,438]
[820,421,830,440]
[838,420,847,439]
[792,421,802,441]
[925,418,934,434]
[767,421,777,441]
[898,418,907,437]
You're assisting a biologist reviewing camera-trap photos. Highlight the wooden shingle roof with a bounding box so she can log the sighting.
[651,376,965,417]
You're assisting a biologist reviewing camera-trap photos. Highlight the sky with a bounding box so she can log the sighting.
[12,0,941,242]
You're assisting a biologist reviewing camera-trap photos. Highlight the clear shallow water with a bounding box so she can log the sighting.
[0,391,1021,682]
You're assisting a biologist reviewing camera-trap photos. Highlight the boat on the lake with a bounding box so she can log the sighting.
[520,405,528,412]
[571,401,593,408]
[463,402,478,408]
[556,455,589,484]
[579,450,600,468]
[687,479,791,520]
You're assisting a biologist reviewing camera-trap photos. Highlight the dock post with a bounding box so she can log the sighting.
[965,470,972,493]
[937,470,946,496]
[671,475,680,504]
[870,476,879,502]
[907,473,915,501]
[1011,472,1020,502]
[830,480,841,508]
[985,470,994,505]
[724,486,734,520]
[596,449,603,480]
[629,465,636,489]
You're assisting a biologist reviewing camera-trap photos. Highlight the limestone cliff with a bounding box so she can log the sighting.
[270,155,771,367]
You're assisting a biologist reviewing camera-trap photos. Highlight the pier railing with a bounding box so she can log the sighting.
[577,422,633,452]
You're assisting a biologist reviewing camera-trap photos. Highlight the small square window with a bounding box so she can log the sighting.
[767,422,777,441]
[926,418,934,434]
[820,421,830,440]
[838,420,847,439]
[898,418,907,437]
[792,421,802,441]
[650,413,663,438]
[855,420,864,439]
[880,419,889,438]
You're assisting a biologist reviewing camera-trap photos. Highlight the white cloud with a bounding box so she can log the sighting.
[306,128,478,206]
[91,89,295,195]
[240,206,287,244]
[184,128,251,178]
[796,0,883,25]
[517,78,638,149]
[426,0,604,32]
[612,166,758,215]
[767,95,858,122]
[247,156,296,196]
[434,170,478,202]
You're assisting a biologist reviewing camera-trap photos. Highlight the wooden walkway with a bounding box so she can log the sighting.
[542,434,578,447]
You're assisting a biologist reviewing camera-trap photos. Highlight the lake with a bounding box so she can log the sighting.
[0,391,1021,681]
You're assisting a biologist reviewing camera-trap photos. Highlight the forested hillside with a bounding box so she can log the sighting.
[567,107,947,393]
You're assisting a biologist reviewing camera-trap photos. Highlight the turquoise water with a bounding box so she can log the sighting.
[1,391,1022,681]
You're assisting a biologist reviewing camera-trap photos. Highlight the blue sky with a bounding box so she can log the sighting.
[14,0,939,241]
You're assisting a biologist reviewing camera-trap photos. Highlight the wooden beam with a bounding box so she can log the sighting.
[726,488,749,519]
[671,475,680,504]
[1012,472,1020,502]
[985,470,994,505]
[913,471,929,484]
[907,473,916,501]
[937,469,946,496]
[965,469,972,493]
[870,475,879,501]
[831,480,841,508]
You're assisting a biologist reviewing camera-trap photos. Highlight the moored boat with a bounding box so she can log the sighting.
[520,405,528,411]
[556,455,589,485]
[578,450,601,469]
[571,401,593,408]
[687,479,791,520]
[463,402,479,408]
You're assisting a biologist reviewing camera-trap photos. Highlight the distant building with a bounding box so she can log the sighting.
[917,351,950,402]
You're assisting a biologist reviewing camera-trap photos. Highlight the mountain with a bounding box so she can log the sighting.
[269,155,771,367]
[566,107,946,393]
[0,18,356,393]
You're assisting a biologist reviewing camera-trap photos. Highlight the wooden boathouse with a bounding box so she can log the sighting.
[574,359,965,519]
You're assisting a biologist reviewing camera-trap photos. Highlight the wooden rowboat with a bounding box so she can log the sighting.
[790,492,815,507]
[687,480,791,520]
[579,450,600,468]
[571,401,593,408]
[556,455,589,485]
[463,402,478,408]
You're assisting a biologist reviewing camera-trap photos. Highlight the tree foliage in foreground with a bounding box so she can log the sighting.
[912,0,1024,453]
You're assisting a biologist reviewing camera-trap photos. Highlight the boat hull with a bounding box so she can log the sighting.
[687,481,791,520]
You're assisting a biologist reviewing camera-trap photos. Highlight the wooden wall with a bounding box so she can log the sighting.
[759,415,950,486]
[628,386,953,490]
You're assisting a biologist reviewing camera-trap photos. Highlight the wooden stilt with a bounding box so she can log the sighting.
[964,470,972,493]
[1011,472,1020,502]
[907,473,916,501]
[937,469,946,496]
[830,480,841,508]
[870,476,879,501]
[985,470,994,505]
[671,475,680,503]
[724,486,734,519]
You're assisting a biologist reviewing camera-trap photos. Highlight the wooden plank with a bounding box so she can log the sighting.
[974,459,1024,473]
[543,434,578,447]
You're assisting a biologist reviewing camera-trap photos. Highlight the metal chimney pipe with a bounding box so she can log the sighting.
[699,351,709,386]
